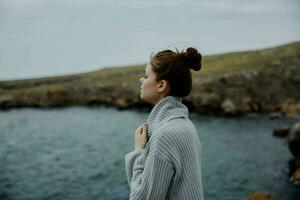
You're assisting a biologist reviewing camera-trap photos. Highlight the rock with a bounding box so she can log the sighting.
[290,167,300,186]
[273,127,290,138]
[269,112,282,119]
[193,93,222,114]
[289,155,300,180]
[281,100,300,117]
[47,87,66,96]
[114,98,129,109]
[288,121,300,157]
[244,192,278,200]
[245,98,262,113]
[0,95,14,107]
[221,99,237,115]
[86,98,103,105]
[121,82,128,88]
[201,93,221,106]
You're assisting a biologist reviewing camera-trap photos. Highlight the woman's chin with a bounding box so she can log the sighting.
[140,93,147,102]
[139,92,143,99]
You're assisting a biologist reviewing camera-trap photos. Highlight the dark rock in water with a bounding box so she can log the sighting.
[289,156,300,173]
[288,121,300,157]
[273,127,290,138]
[244,192,278,200]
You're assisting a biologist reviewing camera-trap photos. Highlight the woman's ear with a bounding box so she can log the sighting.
[157,80,169,93]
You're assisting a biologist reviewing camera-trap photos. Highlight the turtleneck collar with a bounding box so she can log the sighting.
[146,95,188,140]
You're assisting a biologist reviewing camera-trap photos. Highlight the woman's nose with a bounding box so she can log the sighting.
[139,77,143,82]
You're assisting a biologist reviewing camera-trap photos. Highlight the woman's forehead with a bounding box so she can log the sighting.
[145,63,151,73]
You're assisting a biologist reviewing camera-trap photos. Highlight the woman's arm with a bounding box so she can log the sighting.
[125,149,145,187]
[125,152,174,200]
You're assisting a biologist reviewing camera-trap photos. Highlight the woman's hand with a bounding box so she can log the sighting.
[134,122,148,150]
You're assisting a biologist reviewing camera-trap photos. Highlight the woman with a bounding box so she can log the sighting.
[125,47,204,200]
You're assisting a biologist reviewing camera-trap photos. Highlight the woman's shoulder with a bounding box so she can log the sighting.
[147,118,198,162]
[152,118,197,145]
[164,117,196,134]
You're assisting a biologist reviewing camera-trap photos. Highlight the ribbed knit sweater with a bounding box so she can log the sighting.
[125,96,204,200]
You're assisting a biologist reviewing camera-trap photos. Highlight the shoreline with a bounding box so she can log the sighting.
[1,41,300,119]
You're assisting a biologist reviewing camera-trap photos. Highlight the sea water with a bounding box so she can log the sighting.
[0,107,299,200]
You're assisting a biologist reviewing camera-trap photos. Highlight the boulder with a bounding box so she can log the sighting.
[288,121,300,157]
[193,93,222,114]
[273,127,290,138]
[0,95,14,108]
[200,93,221,106]
[244,192,278,200]
[114,98,129,109]
[221,99,237,115]
[48,87,66,96]
[281,100,300,117]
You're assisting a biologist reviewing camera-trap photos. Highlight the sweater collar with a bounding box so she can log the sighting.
[146,95,188,140]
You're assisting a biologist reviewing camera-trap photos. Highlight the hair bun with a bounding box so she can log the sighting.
[183,47,202,71]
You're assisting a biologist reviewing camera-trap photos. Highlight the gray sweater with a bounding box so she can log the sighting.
[125,96,204,200]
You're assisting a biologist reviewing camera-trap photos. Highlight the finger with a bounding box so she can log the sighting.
[136,123,145,131]
[140,123,147,128]
[136,126,143,134]
[137,123,145,130]
[142,125,148,135]
[136,122,147,134]
[144,123,148,130]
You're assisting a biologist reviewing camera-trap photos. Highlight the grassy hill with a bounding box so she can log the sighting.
[0,41,299,117]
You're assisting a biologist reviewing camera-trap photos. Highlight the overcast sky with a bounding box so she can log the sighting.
[0,0,299,80]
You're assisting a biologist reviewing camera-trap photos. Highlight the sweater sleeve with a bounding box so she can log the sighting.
[125,150,174,200]
[124,149,145,187]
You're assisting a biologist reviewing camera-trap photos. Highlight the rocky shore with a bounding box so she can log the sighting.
[0,42,300,118]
